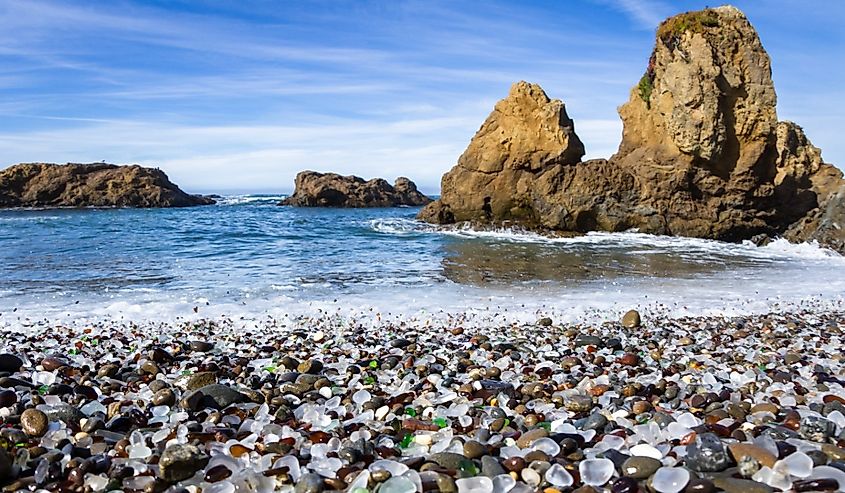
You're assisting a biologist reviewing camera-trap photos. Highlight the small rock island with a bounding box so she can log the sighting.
[280,171,431,208]
[0,162,214,208]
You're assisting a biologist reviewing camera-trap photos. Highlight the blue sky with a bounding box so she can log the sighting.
[0,0,842,193]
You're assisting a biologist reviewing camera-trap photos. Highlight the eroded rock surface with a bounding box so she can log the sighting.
[419,6,845,251]
[0,162,214,208]
[281,171,431,207]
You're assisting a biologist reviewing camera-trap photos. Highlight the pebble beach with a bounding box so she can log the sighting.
[0,309,843,493]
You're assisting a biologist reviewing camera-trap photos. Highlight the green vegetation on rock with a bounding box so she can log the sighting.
[638,74,653,108]
[657,9,719,44]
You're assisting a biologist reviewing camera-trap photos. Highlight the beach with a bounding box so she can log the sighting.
[0,305,843,492]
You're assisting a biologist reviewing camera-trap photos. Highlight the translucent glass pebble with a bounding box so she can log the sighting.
[520,467,541,487]
[531,437,560,457]
[651,467,689,493]
[370,459,409,477]
[579,458,615,486]
[492,474,516,493]
[311,457,343,477]
[781,451,813,478]
[352,389,371,407]
[380,476,416,493]
[544,463,573,488]
[630,443,663,459]
[456,476,494,493]
[204,481,236,493]
[753,466,793,491]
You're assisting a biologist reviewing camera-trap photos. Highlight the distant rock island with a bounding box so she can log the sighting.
[419,6,845,252]
[0,162,214,208]
[280,171,431,207]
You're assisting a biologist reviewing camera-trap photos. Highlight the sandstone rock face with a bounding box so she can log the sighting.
[281,171,431,207]
[418,81,592,227]
[420,6,845,251]
[0,163,214,208]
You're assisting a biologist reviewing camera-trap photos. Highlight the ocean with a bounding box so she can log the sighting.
[2,194,845,329]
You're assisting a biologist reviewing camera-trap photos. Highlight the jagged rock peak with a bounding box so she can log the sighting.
[417,81,589,225]
[0,162,214,208]
[459,81,585,173]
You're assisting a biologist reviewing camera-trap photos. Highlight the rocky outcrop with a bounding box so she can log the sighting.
[418,81,604,228]
[419,6,845,251]
[280,171,431,207]
[0,163,214,208]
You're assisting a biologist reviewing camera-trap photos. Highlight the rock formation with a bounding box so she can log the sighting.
[280,171,431,207]
[0,163,214,208]
[419,6,845,251]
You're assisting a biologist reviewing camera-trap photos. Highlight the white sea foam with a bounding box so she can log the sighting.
[214,195,287,206]
[369,218,843,262]
[2,213,844,332]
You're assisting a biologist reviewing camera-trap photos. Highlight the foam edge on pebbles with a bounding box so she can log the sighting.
[0,309,842,492]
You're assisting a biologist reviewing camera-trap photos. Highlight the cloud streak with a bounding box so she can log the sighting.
[0,0,842,192]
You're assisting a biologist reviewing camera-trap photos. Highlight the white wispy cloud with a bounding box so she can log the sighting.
[0,0,841,192]
[596,0,672,30]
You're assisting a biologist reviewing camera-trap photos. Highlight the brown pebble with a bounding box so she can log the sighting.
[21,408,48,437]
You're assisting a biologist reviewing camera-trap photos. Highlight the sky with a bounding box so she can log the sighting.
[0,1,842,194]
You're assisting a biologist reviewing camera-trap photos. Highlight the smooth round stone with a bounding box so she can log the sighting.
[0,390,17,407]
[432,474,456,493]
[40,357,67,371]
[792,478,840,492]
[544,463,573,488]
[159,444,209,482]
[611,477,639,493]
[583,412,608,431]
[21,408,48,437]
[389,338,412,348]
[463,440,486,459]
[183,372,217,391]
[455,476,493,493]
[565,395,593,413]
[684,478,715,493]
[685,433,730,472]
[711,477,773,493]
[516,428,548,449]
[502,457,526,473]
[579,458,615,487]
[621,310,641,328]
[189,340,213,352]
[728,444,776,469]
[297,359,323,375]
[622,456,661,479]
[151,388,176,407]
[821,444,845,461]
[0,354,23,373]
[651,467,690,493]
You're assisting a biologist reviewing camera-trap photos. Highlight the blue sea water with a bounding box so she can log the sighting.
[2,194,845,328]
